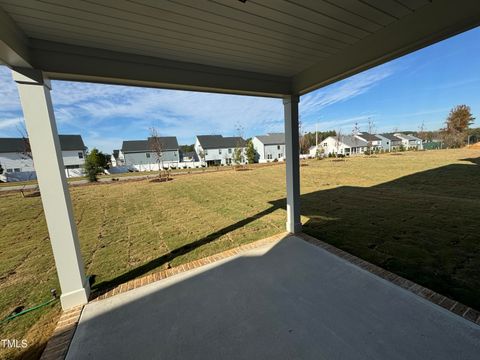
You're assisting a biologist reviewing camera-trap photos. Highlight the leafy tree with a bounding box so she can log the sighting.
[179,144,195,153]
[245,140,255,164]
[445,105,475,133]
[84,148,107,182]
[441,105,475,148]
[0,163,3,175]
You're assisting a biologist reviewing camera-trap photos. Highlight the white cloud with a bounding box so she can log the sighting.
[300,64,394,116]
[0,117,23,132]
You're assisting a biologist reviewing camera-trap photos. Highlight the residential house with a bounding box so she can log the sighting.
[121,137,179,170]
[195,135,246,166]
[180,151,198,162]
[110,150,124,167]
[252,133,285,163]
[0,135,86,181]
[321,135,368,156]
[354,132,382,151]
[394,133,423,150]
[376,133,403,151]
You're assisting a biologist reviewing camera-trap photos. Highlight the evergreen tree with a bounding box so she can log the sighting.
[84,148,108,182]
[246,140,255,164]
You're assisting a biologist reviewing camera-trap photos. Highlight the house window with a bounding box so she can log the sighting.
[219,149,222,154]
[323,142,327,146]
[277,145,281,150]
[14,168,21,172]
[174,152,177,157]
[146,153,150,158]
[78,152,84,159]
[228,148,232,154]
[278,153,282,158]
[6,168,13,173]
[267,154,272,159]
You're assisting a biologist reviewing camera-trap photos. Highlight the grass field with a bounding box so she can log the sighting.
[1,149,479,359]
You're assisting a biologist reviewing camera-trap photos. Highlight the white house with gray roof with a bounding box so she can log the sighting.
[195,135,246,166]
[121,136,179,170]
[354,132,382,151]
[252,133,285,163]
[321,135,368,156]
[0,135,86,181]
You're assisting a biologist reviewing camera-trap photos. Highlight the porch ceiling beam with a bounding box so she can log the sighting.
[292,0,480,95]
[28,39,292,98]
[0,6,31,67]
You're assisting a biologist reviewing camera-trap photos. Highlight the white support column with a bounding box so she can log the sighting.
[13,68,90,309]
[283,95,302,234]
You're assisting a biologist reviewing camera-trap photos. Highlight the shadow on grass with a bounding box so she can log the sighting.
[91,205,282,296]
[92,157,480,310]
[296,157,480,310]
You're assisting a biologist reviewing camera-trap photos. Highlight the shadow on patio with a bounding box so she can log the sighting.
[68,235,480,360]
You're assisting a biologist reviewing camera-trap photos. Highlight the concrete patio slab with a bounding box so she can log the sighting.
[67,235,480,360]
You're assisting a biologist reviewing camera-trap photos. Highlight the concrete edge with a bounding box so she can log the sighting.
[297,232,480,326]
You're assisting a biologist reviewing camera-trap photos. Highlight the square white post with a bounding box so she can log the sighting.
[283,95,302,234]
[13,68,90,309]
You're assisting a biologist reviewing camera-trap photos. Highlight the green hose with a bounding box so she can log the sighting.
[0,296,57,325]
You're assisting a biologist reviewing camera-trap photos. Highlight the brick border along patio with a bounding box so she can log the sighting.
[40,232,480,359]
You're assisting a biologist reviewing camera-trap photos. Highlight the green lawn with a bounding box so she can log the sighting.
[1,149,479,359]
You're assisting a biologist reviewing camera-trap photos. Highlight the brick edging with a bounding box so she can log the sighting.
[39,305,83,360]
[40,232,287,359]
[297,232,480,326]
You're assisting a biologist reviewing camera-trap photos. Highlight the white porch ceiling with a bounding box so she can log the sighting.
[0,0,479,96]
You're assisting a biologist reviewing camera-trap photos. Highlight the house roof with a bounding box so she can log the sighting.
[196,135,246,149]
[255,133,285,145]
[379,133,403,142]
[0,135,86,153]
[356,132,381,142]
[121,137,179,152]
[329,135,368,148]
[395,133,420,141]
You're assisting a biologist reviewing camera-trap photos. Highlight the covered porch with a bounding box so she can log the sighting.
[0,0,479,358]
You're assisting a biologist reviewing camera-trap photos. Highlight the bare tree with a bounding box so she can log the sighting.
[233,123,245,168]
[298,119,309,154]
[417,120,427,142]
[149,127,167,180]
[366,118,376,155]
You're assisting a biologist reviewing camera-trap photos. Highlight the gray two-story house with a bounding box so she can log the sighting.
[195,135,246,166]
[376,133,404,151]
[121,136,179,170]
[252,133,285,163]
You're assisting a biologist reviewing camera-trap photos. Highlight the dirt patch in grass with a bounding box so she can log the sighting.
[149,178,174,183]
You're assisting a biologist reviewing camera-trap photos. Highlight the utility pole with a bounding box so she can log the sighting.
[315,123,318,149]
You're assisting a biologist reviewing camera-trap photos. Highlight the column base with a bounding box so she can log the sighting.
[286,221,302,234]
[60,283,90,310]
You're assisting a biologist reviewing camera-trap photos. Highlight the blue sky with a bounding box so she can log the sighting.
[0,26,479,153]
